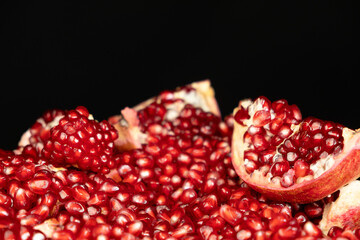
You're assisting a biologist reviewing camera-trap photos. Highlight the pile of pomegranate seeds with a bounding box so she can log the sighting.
[0,90,359,239]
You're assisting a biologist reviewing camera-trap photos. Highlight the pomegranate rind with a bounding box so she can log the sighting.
[319,180,360,235]
[110,79,221,152]
[33,218,61,238]
[232,103,360,204]
[108,107,147,152]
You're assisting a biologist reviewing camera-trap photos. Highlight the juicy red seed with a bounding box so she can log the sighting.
[219,204,242,226]
[257,96,272,111]
[294,159,310,178]
[180,188,197,204]
[244,160,259,174]
[244,150,258,161]
[253,110,271,127]
[327,226,343,238]
[277,124,293,139]
[234,107,250,125]
[252,134,269,151]
[200,194,218,213]
[280,170,295,188]
[65,201,86,215]
[304,203,323,219]
[27,176,51,195]
[270,161,290,177]
[71,185,90,202]
[16,162,36,181]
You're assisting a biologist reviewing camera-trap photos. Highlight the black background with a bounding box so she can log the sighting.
[1,1,358,150]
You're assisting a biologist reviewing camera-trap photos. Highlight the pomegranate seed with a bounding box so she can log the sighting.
[303,221,322,237]
[219,205,242,226]
[27,176,51,195]
[253,110,271,127]
[234,107,250,126]
[270,161,290,177]
[294,159,310,178]
[304,202,323,219]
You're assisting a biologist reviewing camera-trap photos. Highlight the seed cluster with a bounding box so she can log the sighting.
[235,96,344,187]
[42,106,118,174]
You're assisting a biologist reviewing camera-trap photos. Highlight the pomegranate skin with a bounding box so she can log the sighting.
[319,180,360,235]
[232,104,360,204]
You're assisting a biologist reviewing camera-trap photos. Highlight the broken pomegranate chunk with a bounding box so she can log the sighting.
[232,96,360,203]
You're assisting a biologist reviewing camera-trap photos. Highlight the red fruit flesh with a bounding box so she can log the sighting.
[232,96,360,203]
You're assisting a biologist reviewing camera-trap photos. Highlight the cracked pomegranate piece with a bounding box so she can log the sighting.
[232,96,360,203]
[41,106,118,174]
[319,180,360,235]
[109,79,221,152]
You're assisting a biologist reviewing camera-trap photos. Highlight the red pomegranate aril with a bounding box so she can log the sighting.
[27,176,52,195]
[280,170,295,188]
[244,150,258,162]
[71,184,90,202]
[245,160,259,174]
[304,202,323,219]
[65,201,86,215]
[219,204,242,226]
[180,188,197,204]
[253,110,271,127]
[199,194,218,214]
[277,224,301,239]
[15,162,36,181]
[327,226,343,238]
[270,161,290,177]
[303,221,322,237]
[234,107,250,126]
[294,159,310,178]
[87,192,108,206]
[278,124,293,139]
[252,134,269,152]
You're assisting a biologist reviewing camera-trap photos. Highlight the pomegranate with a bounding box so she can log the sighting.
[1,81,360,239]
[109,79,221,152]
[232,96,360,203]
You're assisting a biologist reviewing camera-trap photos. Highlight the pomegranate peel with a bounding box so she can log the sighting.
[319,180,360,235]
[109,79,221,152]
[108,107,147,152]
[232,97,360,203]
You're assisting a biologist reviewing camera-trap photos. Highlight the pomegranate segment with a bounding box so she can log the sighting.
[1,81,360,239]
[109,80,221,152]
[232,96,360,203]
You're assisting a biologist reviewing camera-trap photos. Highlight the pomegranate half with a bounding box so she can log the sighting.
[232,96,360,203]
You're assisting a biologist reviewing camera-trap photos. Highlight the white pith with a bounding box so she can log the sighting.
[161,88,211,122]
[240,98,343,183]
[319,180,360,234]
